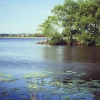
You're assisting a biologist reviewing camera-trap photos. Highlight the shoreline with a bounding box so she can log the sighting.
[0,37,99,46]
[0,37,46,38]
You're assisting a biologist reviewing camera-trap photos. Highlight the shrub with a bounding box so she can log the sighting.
[77,32,95,45]
[49,33,66,45]
[66,38,75,45]
[95,35,100,46]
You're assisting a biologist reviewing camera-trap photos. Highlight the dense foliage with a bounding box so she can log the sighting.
[49,33,66,45]
[37,0,100,45]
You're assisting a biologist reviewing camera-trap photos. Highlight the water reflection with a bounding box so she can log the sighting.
[42,45,64,62]
[61,46,100,63]
[42,45,100,80]
[42,45,100,63]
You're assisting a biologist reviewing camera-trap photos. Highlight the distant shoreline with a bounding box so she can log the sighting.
[0,37,46,38]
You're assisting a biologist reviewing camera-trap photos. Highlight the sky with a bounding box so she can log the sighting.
[0,0,64,34]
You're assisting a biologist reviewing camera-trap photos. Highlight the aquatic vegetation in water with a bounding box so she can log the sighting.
[0,71,100,100]
[0,72,18,83]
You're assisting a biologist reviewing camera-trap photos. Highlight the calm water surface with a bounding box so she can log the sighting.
[0,38,100,100]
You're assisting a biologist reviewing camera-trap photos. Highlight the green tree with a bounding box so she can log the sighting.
[52,0,79,44]
[74,0,100,45]
[37,0,100,45]
[37,16,58,42]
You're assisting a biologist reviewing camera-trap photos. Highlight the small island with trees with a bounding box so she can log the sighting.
[37,0,100,46]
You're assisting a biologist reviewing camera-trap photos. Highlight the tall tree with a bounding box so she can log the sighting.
[37,0,100,45]
[37,16,58,42]
[52,0,79,42]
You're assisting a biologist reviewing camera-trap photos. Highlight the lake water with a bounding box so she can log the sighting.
[0,38,100,100]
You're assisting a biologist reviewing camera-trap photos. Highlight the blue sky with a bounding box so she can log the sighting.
[0,0,64,34]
